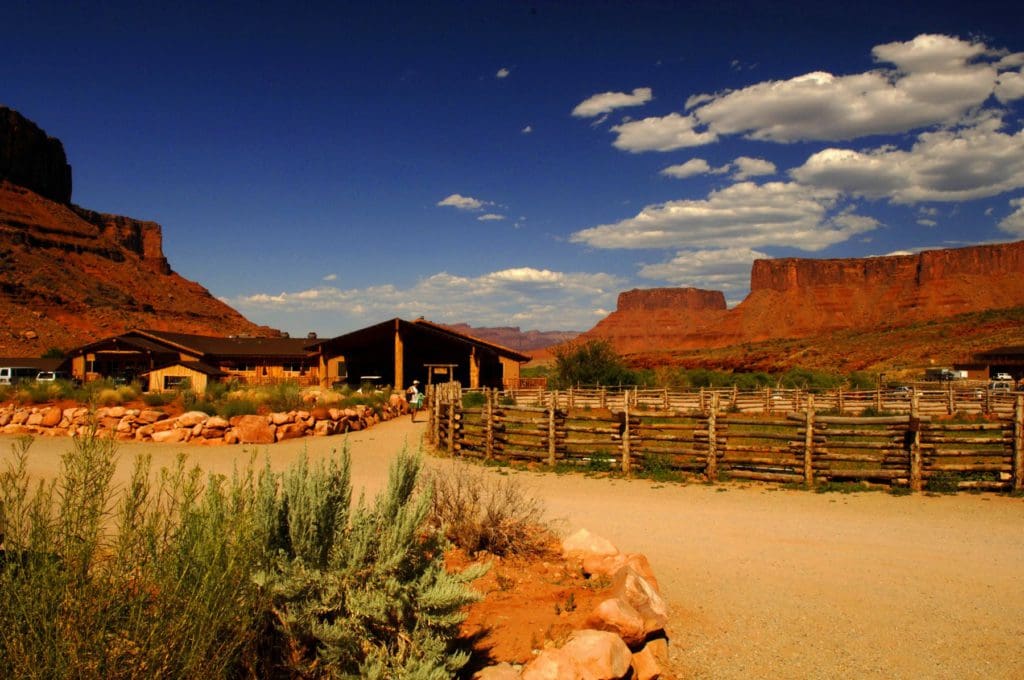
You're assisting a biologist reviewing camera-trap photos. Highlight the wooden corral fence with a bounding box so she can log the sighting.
[428,383,1024,494]
[502,384,1021,417]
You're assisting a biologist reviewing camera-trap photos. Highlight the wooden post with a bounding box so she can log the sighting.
[946,382,954,415]
[875,384,882,411]
[909,392,922,492]
[732,385,739,412]
[706,393,719,482]
[621,401,631,476]
[1013,395,1023,493]
[600,387,607,409]
[568,386,574,409]
[485,388,494,461]
[547,399,557,468]
[764,387,771,415]
[447,399,456,457]
[804,395,815,487]
[699,387,706,413]
[837,387,844,415]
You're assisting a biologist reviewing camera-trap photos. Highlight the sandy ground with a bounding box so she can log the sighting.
[4,418,1024,679]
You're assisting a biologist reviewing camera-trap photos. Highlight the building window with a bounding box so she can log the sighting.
[283,362,306,373]
[163,375,189,390]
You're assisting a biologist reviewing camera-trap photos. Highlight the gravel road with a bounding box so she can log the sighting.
[5,418,1024,679]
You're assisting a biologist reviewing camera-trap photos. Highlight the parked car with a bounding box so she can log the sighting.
[0,366,38,385]
[988,381,1013,392]
[36,371,70,382]
[994,372,1013,381]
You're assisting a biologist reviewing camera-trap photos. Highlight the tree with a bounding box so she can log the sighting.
[552,339,636,389]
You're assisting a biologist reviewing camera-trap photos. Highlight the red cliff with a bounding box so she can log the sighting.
[582,241,1024,357]
[0,108,276,355]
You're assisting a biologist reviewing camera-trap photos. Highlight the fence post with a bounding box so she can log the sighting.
[485,388,494,461]
[909,393,922,493]
[837,387,844,415]
[568,386,574,409]
[947,382,954,415]
[764,387,771,415]
[663,388,669,411]
[621,401,632,476]
[804,394,815,488]
[547,397,557,468]
[875,384,882,412]
[706,393,719,482]
[732,385,739,412]
[447,399,456,457]
[699,387,706,413]
[431,388,441,446]
[1013,395,1023,493]
[600,387,607,409]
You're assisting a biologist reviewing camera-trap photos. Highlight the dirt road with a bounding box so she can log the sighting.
[5,418,1023,678]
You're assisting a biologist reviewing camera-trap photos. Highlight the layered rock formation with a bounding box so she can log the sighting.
[580,241,1024,357]
[442,323,579,352]
[0,106,72,204]
[0,107,275,355]
[582,287,728,354]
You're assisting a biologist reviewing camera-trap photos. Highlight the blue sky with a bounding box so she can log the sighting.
[5,1,1024,335]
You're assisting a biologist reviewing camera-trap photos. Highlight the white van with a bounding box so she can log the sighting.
[0,366,38,385]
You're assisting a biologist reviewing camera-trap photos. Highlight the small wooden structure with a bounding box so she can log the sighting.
[141,361,228,393]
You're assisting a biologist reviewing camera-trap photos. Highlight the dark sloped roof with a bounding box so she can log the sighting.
[974,346,1024,359]
[0,357,64,371]
[137,330,314,358]
[309,318,530,362]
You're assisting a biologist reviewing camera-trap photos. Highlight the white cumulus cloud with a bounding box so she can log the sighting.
[437,193,489,211]
[571,181,878,252]
[496,67,510,78]
[611,112,717,152]
[572,87,653,118]
[999,198,1024,235]
[228,267,626,333]
[732,156,777,180]
[477,213,505,221]
[791,115,1024,203]
[660,158,730,179]
[638,246,770,292]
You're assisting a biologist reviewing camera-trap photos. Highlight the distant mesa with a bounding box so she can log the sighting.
[0,106,276,356]
[442,324,580,353]
[577,240,1024,360]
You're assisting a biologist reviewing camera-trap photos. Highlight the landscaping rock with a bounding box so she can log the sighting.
[275,422,307,442]
[234,415,276,444]
[631,637,669,680]
[474,662,522,680]
[40,406,63,428]
[612,567,668,636]
[176,411,210,427]
[559,629,632,679]
[151,428,185,444]
[563,528,620,561]
[521,649,581,680]
[587,597,647,647]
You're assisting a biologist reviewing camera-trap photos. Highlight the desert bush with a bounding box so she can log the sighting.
[462,390,487,408]
[552,339,637,389]
[265,381,303,412]
[219,398,259,418]
[0,435,483,679]
[142,391,175,407]
[424,463,546,557]
[95,387,123,406]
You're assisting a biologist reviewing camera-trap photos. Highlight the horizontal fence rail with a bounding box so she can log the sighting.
[500,384,1021,417]
[427,383,1024,494]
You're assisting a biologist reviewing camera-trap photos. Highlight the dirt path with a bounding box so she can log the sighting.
[5,419,1024,678]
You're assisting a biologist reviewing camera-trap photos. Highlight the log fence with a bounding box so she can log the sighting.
[429,383,1024,494]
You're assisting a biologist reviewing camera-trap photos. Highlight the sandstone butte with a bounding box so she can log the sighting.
[0,106,278,356]
[576,239,1024,358]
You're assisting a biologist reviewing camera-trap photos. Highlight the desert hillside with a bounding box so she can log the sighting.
[0,106,276,356]
[573,241,1024,370]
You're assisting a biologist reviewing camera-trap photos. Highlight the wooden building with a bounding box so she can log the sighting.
[971,346,1024,382]
[307,318,530,390]
[66,330,318,390]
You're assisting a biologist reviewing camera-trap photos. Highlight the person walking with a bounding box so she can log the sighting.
[407,380,424,422]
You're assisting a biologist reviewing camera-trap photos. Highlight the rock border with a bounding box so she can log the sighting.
[0,395,411,445]
[475,528,671,680]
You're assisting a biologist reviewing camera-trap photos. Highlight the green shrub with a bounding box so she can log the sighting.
[462,391,487,408]
[266,381,303,412]
[219,398,259,418]
[0,435,484,678]
[552,339,637,389]
[142,391,175,407]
